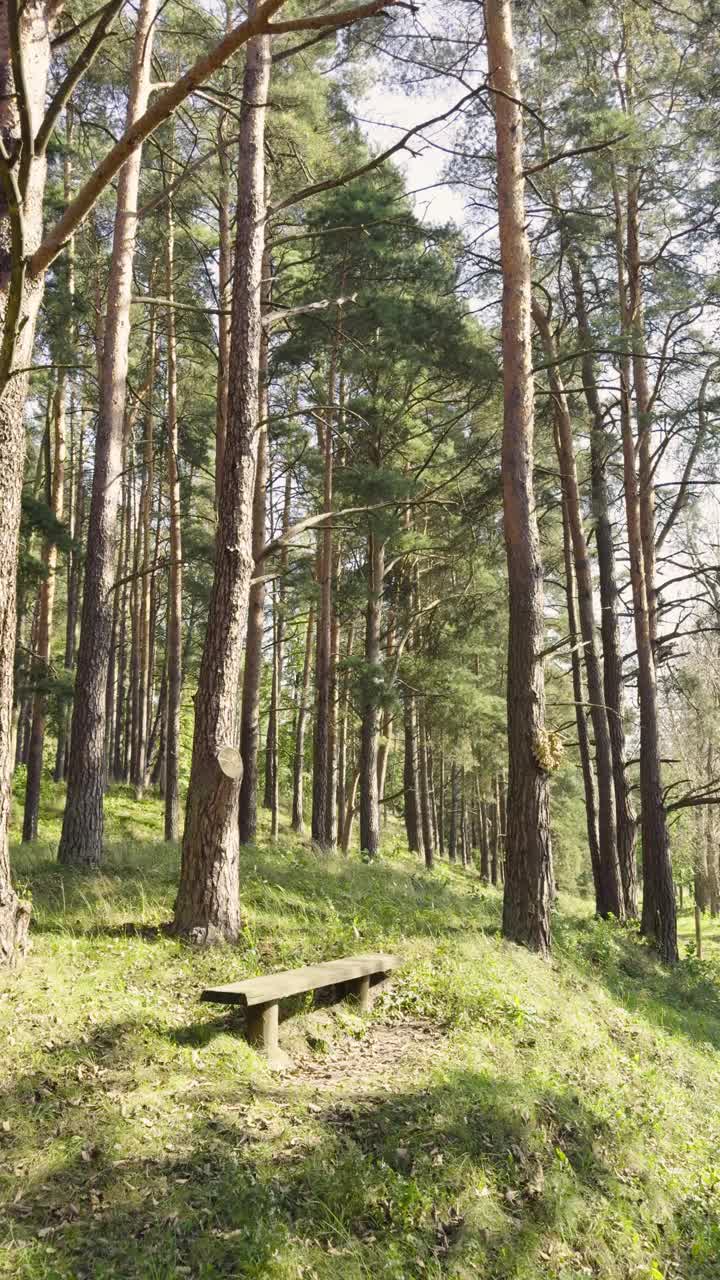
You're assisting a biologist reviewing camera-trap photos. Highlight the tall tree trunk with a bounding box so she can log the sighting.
[359,533,384,858]
[165,195,183,841]
[418,707,435,869]
[55,402,84,781]
[559,471,602,905]
[215,0,234,511]
[403,682,423,858]
[486,0,553,955]
[311,310,342,849]
[567,252,637,916]
[136,301,157,791]
[23,380,66,840]
[612,176,677,964]
[479,789,490,881]
[238,423,268,843]
[291,605,315,832]
[534,300,624,919]
[59,0,159,868]
[337,623,354,843]
[173,17,270,941]
[448,763,459,862]
[0,1,54,961]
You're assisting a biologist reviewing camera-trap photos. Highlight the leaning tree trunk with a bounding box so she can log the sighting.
[0,2,54,961]
[59,0,158,868]
[486,0,553,955]
[534,300,624,919]
[173,18,270,941]
[359,532,384,858]
[568,251,637,916]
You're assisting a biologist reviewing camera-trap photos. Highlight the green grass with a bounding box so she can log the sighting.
[2,787,720,1279]
[677,904,720,957]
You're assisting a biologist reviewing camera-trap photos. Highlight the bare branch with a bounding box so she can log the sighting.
[270,85,482,216]
[523,133,628,177]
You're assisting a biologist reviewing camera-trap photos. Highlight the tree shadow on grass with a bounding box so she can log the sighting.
[1,1023,652,1280]
[554,913,720,1053]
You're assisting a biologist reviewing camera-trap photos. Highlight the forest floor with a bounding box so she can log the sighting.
[2,782,720,1279]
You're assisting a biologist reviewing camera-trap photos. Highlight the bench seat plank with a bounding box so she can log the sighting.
[201,952,399,1008]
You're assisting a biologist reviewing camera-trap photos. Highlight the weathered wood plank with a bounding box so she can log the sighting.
[201,952,399,1007]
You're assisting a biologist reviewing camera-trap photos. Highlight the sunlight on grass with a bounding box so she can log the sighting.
[2,787,720,1278]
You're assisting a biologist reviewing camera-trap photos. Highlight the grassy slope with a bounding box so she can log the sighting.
[2,783,720,1280]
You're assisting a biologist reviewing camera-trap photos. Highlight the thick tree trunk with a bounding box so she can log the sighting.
[486,0,553,955]
[23,380,66,841]
[534,301,624,919]
[173,19,270,941]
[165,200,183,841]
[215,1,234,510]
[291,605,315,832]
[59,0,158,868]
[0,1,53,960]
[568,253,637,916]
[359,533,384,858]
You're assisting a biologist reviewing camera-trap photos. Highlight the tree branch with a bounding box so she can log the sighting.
[523,133,628,177]
[35,0,125,156]
[30,0,401,278]
[270,85,482,215]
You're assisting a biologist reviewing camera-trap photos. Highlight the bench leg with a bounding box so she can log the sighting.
[354,974,371,1013]
[246,1001,279,1058]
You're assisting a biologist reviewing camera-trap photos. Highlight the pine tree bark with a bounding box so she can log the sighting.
[238,422,268,843]
[418,708,435,869]
[403,680,424,858]
[215,0,234,510]
[291,605,315,832]
[448,763,459,862]
[0,2,54,959]
[359,532,384,858]
[23,380,65,841]
[612,176,677,963]
[486,0,553,954]
[173,17,270,941]
[165,195,183,841]
[567,252,637,915]
[559,470,602,904]
[59,0,159,868]
[534,300,624,918]
[311,306,343,849]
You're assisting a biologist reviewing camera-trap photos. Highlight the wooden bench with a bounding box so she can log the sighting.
[201,952,400,1063]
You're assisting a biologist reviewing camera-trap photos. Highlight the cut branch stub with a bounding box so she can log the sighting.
[217,745,243,780]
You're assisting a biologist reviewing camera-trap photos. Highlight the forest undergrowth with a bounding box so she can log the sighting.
[2,782,720,1280]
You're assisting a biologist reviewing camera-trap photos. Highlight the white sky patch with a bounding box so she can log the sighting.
[358,82,470,227]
